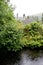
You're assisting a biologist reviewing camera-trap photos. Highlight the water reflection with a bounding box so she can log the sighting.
[0,49,43,65]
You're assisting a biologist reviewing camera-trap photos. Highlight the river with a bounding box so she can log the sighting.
[0,49,43,65]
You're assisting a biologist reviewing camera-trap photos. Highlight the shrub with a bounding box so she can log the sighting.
[23,22,43,48]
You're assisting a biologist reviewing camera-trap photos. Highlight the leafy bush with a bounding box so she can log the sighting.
[23,22,43,48]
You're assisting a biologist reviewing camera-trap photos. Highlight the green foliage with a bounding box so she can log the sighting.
[0,0,43,51]
[23,22,43,49]
[0,0,23,51]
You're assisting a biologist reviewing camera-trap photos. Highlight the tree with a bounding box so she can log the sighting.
[0,0,23,51]
[23,14,25,18]
[27,16,29,19]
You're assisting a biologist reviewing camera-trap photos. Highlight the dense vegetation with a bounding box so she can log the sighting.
[0,0,23,51]
[0,0,43,52]
[23,22,43,49]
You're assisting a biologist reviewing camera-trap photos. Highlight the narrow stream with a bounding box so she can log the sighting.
[0,49,43,65]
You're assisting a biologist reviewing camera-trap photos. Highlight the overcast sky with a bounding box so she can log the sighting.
[10,0,43,17]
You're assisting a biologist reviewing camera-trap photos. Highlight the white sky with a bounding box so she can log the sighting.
[10,0,43,17]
